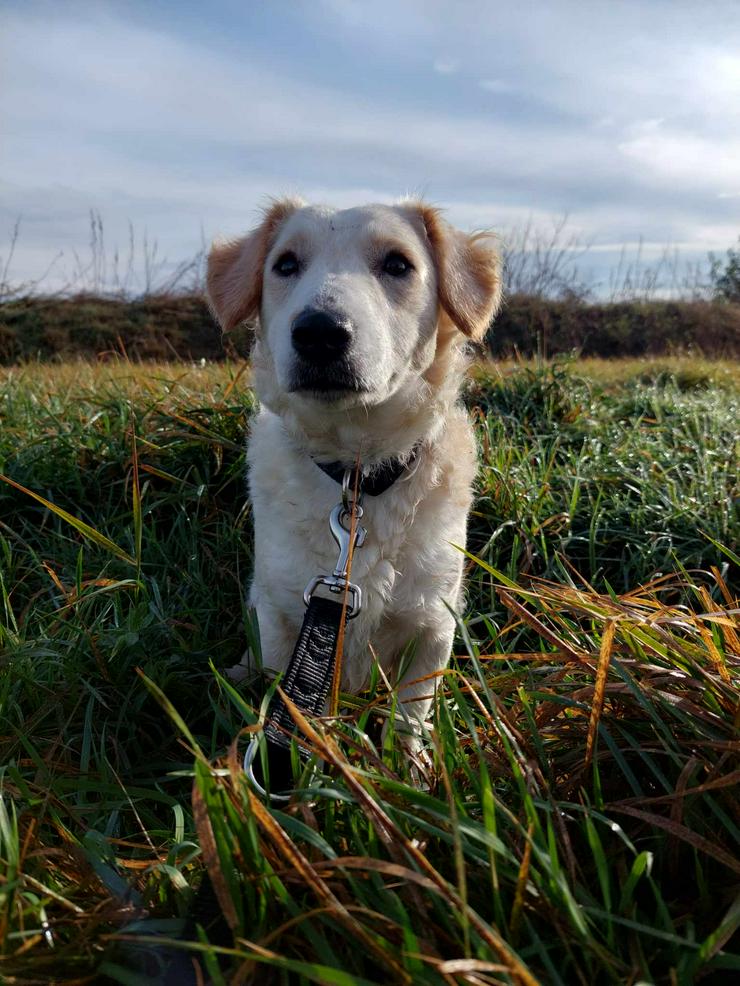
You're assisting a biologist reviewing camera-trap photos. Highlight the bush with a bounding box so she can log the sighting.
[2,292,740,365]
[709,237,740,303]
[489,295,740,358]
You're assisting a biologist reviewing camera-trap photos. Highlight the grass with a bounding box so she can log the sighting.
[0,356,738,985]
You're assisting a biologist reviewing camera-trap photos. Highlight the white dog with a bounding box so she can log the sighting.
[207,200,501,747]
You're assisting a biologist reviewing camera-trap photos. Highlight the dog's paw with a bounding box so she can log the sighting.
[402,731,433,777]
[224,661,251,683]
[381,717,433,785]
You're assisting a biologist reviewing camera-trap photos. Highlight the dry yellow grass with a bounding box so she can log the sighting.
[1,355,737,403]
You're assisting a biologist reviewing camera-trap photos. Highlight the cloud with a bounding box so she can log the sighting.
[618,130,740,191]
[433,57,459,75]
[1,0,739,293]
[479,79,515,94]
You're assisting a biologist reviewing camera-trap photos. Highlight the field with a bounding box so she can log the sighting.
[0,356,738,985]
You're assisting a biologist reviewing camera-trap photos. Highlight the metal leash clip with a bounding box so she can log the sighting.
[303,495,366,619]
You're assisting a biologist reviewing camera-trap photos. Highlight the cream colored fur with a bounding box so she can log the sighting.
[207,200,501,747]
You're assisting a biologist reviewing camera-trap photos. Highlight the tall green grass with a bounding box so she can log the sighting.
[0,358,738,984]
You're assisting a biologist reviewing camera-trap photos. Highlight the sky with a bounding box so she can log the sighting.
[1,0,739,295]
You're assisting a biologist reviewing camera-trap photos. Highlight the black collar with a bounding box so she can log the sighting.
[313,444,420,497]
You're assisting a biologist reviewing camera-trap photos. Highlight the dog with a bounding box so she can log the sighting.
[206,199,501,752]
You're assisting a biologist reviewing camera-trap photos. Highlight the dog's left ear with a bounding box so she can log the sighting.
[407,203,502,341]
[207,198,300,332]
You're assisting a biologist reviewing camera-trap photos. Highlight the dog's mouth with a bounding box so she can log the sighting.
[289,362,369,401]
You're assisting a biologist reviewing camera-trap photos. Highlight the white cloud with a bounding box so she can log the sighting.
[433,57,459,75]
[479,79,515,94]
[630,118,665,135]
[618,130,740,190]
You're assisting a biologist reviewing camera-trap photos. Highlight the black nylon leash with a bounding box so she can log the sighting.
[243,449,418,802]
[243,469,366,800]
[245,594,349,798]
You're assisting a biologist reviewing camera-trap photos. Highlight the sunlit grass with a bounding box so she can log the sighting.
[0,357,738,983]
[477,354,740,391]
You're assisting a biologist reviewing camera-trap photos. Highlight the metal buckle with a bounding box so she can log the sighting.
[303,574,362,617]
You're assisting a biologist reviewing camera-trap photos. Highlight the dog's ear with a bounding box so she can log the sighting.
[206,198,300,332]
[408,203,502,341]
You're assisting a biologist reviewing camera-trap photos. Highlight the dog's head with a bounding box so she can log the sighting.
[207,200,501,409]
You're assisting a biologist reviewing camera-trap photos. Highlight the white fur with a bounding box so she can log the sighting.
[207,200,501,744]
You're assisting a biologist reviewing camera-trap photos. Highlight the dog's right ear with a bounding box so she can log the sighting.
[206,198,300,332]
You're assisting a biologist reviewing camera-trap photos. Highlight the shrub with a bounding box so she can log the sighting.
[709,237,740,303]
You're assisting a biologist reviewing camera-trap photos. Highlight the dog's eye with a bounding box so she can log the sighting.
[273,251,300,277]
[381,251,413,277]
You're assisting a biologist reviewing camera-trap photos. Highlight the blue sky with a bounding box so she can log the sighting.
[1,0,739,294]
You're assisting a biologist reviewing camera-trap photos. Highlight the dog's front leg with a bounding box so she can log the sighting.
[227,596,299,683]
[381,616,456,756]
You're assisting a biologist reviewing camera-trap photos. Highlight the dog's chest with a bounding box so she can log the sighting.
[255,457,418,608]
[247,407,475,689]
[248,412,436,610]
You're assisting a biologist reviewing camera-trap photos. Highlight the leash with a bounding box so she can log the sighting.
[243,449,419,803]
[243,467,366,802]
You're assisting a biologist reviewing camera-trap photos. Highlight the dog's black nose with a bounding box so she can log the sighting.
[291,309,352,364]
